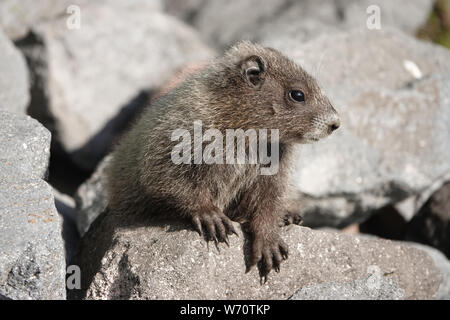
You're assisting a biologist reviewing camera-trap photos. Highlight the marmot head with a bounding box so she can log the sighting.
[207,41,340,144]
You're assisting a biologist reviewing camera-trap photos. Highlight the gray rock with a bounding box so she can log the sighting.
[270,29,450,98]
[182,0,433,49]
[335,230,450,300]
[0,0,163,41]
[0,29,29,114]
[74,156,110,236]
[190,0,290,48]
[0,111,50,179]
[280,29,450,227]
[394,172,450,224]
[312,230,449,300]
[410,243,450,300]
[259,0,433,49]
[0,0,70,40]
[0,174,66,300]
[289,277,404,300]
[395,177,450,226]
[164,0,206,21]
[77,215,440,300]
[19,2,213,170]
[0,112,66,299]
[342,0,432,34]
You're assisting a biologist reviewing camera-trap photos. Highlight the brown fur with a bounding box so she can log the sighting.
[106,41,340,281]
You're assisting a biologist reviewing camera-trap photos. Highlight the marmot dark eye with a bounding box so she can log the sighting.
[289,90,305,102]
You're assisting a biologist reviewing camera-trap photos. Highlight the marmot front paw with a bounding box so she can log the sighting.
[191,210,238,245]
[246,233,289,283]
[281,211,303,226]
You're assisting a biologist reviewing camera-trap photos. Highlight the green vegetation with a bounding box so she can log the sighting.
[417,0,450,48]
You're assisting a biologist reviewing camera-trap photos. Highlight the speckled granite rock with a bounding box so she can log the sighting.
[289,277,404,300]
[75,213,440,300]
[410,243,450,300]
[0,173,66,300]
[0,111,50,179]
[0,111,66,299]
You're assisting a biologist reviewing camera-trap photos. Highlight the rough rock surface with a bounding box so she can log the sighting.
[0,29,29,114]
[76,213,440,300]
[0,112,50,179]
[0,112,66,300]
[19,2,213,170]
[406,181,450,259]
[289,277,404,300]
[176,0,432,49]
[325,230,450,300]
[410,243,450,300]
[280,29,450,227]
[0,173,66,300]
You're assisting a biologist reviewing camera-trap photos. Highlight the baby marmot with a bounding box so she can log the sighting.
[107,41,340,281]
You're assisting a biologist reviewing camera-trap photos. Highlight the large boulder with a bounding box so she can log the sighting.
[0,173,66,300]
[75,213,440,300]
[169,0,433,49]
[0,112,66,300]
[259,0,434,49]
[18,1,214,170]
[279,29,450,228]
[0,28,29,114]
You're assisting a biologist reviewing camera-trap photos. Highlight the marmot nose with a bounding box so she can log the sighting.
[328,118,340,132]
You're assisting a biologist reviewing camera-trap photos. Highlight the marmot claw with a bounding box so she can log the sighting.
[191,212,238,244]
[246,234,289,283]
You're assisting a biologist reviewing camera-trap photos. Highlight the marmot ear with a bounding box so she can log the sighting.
[240,55,266,88]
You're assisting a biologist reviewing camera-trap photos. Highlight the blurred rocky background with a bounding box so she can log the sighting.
[0,0,449,300]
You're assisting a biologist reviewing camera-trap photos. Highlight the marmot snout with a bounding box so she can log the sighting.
[106,41,340,282]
